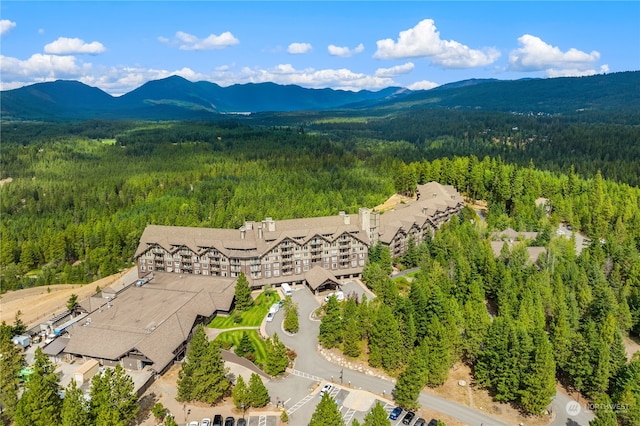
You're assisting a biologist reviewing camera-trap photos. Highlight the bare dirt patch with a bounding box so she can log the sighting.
[428,363,550,426]
[0,267,135,327]
[374,193,414,212]
[623,334,640,361]
[0,177,13,187]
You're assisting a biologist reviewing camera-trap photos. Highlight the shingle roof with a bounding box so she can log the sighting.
[64,275,236,372]
[305,266,340,291]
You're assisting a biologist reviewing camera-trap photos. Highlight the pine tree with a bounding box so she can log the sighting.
[66,293,79,312]
[309,392,345,426]
[191,340,231,404]
[368,305,403,371]
[423,316,453,387]
[264,333,289,376]
[342,317,362,358]
[14,347,62,426]
[89,365,139,426]
[61,380,91,426]
[319,296,343,348]
[283,296,299,333]
[248,373,269,407]
[234,272,254,311]
[177,325,210,402]
[363,401,392,426]
[394,340,429,410]
[232,375,250,410]
[0,329,24,423]
[235,331,255,359]
[519,329,556,414]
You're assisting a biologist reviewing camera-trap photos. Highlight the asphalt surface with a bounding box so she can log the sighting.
[262,283,596,426]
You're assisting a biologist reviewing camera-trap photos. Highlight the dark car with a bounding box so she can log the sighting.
[402,411,415,424]
[414,418,426,426]
[213,414,223,426]
[236,419,247,426]
[389,406,403,420]
[427,420,439,426]
[224,416,235,426]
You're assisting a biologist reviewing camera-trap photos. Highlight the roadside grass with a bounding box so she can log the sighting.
[215,329,267,366]
[208,290,281,328]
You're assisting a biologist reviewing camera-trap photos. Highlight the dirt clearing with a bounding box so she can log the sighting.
[0,267,136,328]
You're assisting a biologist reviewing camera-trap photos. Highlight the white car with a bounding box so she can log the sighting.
[319,383,333,397]
[188,421,199,426]
[324,291,344,302]
[201,419,212,426]
[266,312,275,322]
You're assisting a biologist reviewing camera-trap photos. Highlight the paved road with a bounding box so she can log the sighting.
[265,285,521,426]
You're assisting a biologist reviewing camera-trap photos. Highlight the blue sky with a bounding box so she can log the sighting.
[1,1,638,95]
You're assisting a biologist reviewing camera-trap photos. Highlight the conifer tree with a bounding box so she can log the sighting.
[342,317,362,358]
[191,340,231,404]
[14,347,62,426]
[234,272,254,311]
[61,380,91,426]
[232,375,250,410]
[362,401,392,426]
[248,373,270,407]
[235,331,255,359]
[368,304,403,371]
[319,295,343,348]
[309,392,345,426]
[177,325,210,402]
[264,333,289,376]
[283,296,299,334]
[0,329,24,423]
[89,365,139,426]
[519,329,556,414]
[394,339,429,409]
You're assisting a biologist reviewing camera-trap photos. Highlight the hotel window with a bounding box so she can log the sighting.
[141,265,146,271]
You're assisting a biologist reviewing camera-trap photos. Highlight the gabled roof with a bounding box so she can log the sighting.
[64,274,236,372]
[305,266,340,291]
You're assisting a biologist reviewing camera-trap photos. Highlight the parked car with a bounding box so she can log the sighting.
[266,312,275,322]
[402,411,415,424]
[427,420,439,426]
[201,418,211,426]
[188,422,199,426]
[319,383,333,396]
[224,416,235,426]
[324,290,344,302]
[389,406,403,420]
[213,414,223,426]
[236,419,247,426]
[414,418,426,426]
[278,299,285,308]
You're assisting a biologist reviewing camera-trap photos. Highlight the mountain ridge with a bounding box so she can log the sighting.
[1,71,638,121]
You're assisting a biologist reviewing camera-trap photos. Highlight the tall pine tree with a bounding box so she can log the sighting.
[309,392,345,426]
[234,272,254,311]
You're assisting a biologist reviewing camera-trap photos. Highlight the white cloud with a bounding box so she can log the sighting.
[328,43,364,57]
[408,80,439,90]
[546,64,610,78]
[287,42,312,54]
[44,37,106,55]
[509,34,602,77]
[163,30,239,50]
[375,62,415,77]
[0,53,89,87]
[374,19,500,68]
[1,19,16,36]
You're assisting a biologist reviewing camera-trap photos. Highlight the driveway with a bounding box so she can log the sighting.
[264,284,519,426]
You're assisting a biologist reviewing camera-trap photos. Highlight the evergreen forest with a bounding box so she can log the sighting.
[1,108,640,423]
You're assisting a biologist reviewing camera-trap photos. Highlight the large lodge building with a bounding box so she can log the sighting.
[134,181,464,290]
[49,182,463,377]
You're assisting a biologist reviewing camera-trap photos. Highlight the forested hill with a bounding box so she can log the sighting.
[2,71,638,121]
[363,71,640,117]
[0,75,407,121]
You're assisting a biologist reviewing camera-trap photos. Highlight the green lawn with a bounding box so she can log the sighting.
[208,291,281,328]
[215,329,268,366]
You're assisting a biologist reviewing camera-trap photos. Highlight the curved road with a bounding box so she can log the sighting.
[263,286,597,426]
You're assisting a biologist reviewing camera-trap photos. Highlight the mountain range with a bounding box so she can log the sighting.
[1,71,638,121]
